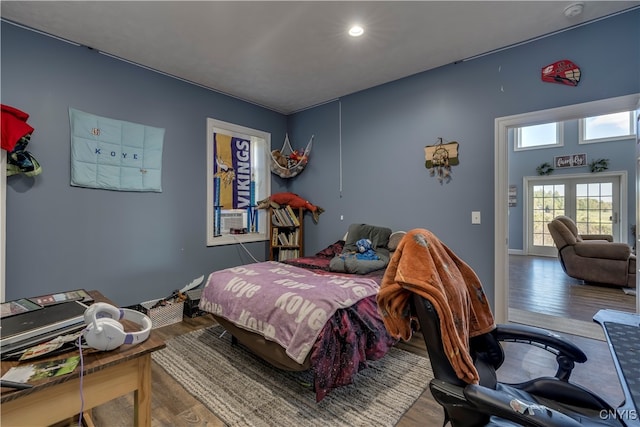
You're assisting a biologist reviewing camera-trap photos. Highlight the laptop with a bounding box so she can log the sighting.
[0,301,88,358]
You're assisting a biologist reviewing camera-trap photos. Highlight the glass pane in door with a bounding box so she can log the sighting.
[575,182,613,235]
[532,184,565,247]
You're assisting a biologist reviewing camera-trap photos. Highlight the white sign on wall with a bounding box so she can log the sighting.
[554,153,587,169]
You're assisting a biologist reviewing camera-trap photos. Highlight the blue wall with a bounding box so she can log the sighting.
[287,10,640,308]
[2,9,639,309]
[1,22,288,305]
[508,121,636,251]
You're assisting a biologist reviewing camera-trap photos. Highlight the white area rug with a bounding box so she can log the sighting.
[153,325,432,427]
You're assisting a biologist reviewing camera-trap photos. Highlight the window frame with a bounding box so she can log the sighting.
[579,110,636,144]
[206,118,271,247]
[513,122,564,151]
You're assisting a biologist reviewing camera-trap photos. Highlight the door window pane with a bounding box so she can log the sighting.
[575,183,613,235]
[532,184,564,247]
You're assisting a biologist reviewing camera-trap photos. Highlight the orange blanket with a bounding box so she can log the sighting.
[377,229,495,384]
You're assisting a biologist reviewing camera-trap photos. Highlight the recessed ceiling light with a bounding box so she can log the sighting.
[348,25,364,37]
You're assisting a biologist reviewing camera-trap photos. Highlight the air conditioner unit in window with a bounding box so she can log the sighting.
[219,209,247,234]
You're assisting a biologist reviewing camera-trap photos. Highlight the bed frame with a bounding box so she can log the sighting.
[212,314,312,371]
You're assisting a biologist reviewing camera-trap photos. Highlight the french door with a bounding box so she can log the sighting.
[526,173,624,257]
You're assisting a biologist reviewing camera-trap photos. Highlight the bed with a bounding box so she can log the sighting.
[198,225,405,401]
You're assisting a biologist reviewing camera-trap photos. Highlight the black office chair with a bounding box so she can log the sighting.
[411,294,626,427]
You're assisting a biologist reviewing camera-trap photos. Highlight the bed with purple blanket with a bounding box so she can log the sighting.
[199,231,404,401]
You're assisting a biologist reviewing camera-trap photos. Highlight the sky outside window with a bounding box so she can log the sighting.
[584,111,635,140]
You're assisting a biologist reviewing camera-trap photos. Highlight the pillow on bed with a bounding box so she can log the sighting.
[388,231,406,251]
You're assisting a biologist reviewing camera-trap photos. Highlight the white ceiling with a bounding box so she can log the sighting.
[2,1,639,114]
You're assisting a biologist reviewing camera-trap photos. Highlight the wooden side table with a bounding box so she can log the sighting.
[1,291,166,427]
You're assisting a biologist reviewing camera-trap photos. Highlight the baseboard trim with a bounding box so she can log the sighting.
[508,308,605,341]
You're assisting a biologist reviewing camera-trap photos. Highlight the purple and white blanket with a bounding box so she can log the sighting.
[199,261,380,364]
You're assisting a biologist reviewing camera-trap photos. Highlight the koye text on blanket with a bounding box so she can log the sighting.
[93,148,140,160]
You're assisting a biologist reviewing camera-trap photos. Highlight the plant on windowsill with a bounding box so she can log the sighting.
[589,158,609,173]
[536,162,554,176]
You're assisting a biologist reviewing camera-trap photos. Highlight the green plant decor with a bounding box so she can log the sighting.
[589,158,609,173]
[536,162,554,176]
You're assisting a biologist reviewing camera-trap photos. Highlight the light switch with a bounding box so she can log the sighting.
[472,211,481,224]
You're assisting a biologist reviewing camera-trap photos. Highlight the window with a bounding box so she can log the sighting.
[579,111,636,144]
[206,118,270,246]
[514,122,563,151]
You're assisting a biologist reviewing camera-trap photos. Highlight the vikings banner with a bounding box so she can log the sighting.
[213,132,253,210]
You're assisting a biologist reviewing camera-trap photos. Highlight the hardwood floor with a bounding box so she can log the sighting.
[509,254,636,322]
[67,258,634,426]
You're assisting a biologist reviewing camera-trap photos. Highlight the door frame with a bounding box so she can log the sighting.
[1,149,5,303]
[494,93,640,323]
[524,171,627,257]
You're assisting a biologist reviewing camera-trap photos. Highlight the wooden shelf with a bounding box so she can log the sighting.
[269,206,303,261]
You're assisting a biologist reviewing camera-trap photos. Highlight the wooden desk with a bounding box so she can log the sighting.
[0,291,166,427]
[593,309,640,427]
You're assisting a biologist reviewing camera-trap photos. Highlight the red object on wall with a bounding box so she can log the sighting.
[1,104,34,152]
[541,60,581,86]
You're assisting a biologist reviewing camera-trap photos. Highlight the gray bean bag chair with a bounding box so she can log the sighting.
[329,223,392,274]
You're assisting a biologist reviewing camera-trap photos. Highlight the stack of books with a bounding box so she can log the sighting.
[271,206,300,227]
[277,249,300,261]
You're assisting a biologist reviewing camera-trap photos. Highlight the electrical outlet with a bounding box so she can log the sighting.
[340,215,344,221]
[472,211,481,224]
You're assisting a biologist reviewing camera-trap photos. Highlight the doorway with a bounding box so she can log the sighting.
[494,94,640,335]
